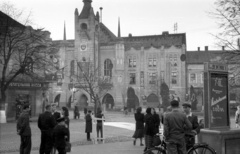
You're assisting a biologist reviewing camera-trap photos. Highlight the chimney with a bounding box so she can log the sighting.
[205,46,208,51]
[128,33,132,37]
[222,46,225,51]
[197,47,200,51]
[162,31,169,35]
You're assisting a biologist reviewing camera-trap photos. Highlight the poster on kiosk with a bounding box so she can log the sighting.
[204,62,230,129]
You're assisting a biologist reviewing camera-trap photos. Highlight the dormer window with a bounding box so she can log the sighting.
[81,23,88,30]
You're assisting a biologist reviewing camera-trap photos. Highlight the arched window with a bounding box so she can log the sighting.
[70,60,74,76]
[104,59,112,77]
[81,23,88,30]
[25,57,33,73]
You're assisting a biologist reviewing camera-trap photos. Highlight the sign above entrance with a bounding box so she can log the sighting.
[204,62,228,72]
[9,82,46,88]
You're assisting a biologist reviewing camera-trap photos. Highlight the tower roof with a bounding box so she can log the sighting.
[79,0,92,19]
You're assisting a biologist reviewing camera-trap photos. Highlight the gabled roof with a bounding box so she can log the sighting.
[53,39,74,48]
[186,51,225,64]
[0,11,25,31]
[99,23,117,44]
[122,33,186,50]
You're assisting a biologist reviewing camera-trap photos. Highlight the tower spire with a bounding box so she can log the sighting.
[63,21,66,41]
[118,17,121,38]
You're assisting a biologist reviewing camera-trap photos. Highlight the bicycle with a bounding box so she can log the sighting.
[143,134,216,154]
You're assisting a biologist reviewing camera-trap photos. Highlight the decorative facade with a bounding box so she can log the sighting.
[51,0,187,110]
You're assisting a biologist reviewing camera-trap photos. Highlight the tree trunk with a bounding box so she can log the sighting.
[0,90,7,123]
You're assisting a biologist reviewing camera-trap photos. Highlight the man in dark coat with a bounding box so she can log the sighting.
[164,100,192,154]
[182,103,200,151]
[85,110,92,141]
[53,117,68,154]
[17,104,32,154]
[38,105,56,154]
[144,107,155,151]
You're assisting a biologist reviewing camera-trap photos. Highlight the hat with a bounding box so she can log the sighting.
[182,103,191,108]
[170,100,179,107]
[56,117,65,123]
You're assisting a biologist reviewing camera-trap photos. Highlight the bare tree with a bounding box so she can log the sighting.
[0,4,57,111]
[73,61,113,114]
[211,0,240,85]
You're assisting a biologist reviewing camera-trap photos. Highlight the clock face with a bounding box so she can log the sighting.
[80,44,87,51]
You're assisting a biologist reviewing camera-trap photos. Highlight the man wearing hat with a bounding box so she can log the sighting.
[53,117,68,154]
[182,103,200,151]
[17,104,32,154]
[164,100,192,154]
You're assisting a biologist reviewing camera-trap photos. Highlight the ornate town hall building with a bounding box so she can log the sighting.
[52,0,187,110]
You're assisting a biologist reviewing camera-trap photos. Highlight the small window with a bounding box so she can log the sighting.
[81,23,88,30]
[129,73,136,84]
[190,73,196,83]
[25,57,33,73]
[129,56,136,68]
[104,59,112,77]
[148,55,156,67]
[171,71,177,84]
[148,58,153,67]
[149,72,157,84]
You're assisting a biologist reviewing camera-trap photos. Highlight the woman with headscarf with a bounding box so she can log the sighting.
[61,107,70,142]
[132,107,144,146]
[144,107,155,152]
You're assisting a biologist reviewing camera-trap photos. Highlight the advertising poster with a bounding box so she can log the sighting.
[210,73,229,127]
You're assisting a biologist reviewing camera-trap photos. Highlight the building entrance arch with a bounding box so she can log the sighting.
[54,94,61,106]
[102,94,114,110]
[146,93,159,108]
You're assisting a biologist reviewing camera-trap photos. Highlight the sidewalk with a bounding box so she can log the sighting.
[6,141,144,154]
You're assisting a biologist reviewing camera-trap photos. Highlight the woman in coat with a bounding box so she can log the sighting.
[133,107,145,146]
[61,107,70,142]
[152,108,160,134]
[85,110,92,141]
[144,107,155,152]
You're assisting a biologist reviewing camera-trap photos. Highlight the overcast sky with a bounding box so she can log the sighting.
[5,0,221,51]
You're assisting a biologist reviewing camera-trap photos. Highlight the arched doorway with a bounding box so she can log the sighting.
[78,94,88,110]
[102,94,114,110]
[54,94,61,106]
[147,93,159,108]
[127,87,137,111]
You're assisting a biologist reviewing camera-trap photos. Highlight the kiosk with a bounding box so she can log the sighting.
[198,62,240,154]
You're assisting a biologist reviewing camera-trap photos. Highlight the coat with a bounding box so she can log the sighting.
[152,113,160,134]
[38,111,56,131]
[85,114,92,133]
[134,113,144,130]
[53,124,68,148]
[17,111,31,136]
[185,114,200,135]
[144,113,155,136]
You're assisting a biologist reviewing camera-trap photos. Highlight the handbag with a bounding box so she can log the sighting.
[153,135,161,146]
[65,142,71,152]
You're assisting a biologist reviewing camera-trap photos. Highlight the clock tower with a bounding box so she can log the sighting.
[74,0,99,68]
